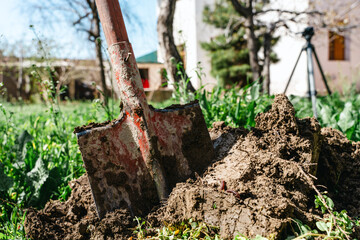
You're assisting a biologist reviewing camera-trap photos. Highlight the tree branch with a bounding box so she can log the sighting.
[73,12,91,26]
[254,9,324,16]
[230,0,251,17]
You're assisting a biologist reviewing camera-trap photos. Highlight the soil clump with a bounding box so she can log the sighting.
[25,95,360,239]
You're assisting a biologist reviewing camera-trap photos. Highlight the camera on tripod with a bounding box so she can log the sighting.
[301,27,314,41]
[284,26,331,118]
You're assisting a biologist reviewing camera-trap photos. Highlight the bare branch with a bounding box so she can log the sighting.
[254,9,324,16]
[73,12,91,26]
[230,0,251,17]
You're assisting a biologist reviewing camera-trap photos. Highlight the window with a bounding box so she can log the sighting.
[329,31,345,61]
[139,68,149,88]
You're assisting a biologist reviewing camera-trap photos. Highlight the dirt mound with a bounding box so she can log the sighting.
[155,95,321,239]
[25,175,133,240]
[25,94,360,239]
[317,127,360,217]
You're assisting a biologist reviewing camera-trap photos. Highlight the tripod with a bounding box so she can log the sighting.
[283,27,332,119]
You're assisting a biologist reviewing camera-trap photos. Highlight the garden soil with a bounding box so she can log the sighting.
[25,95,360,240]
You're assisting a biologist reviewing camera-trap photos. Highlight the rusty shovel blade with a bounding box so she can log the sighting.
[75,100,213,218]
[74,0,214,219]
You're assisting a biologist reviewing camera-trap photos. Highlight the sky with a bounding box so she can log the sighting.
[0,0,158,59]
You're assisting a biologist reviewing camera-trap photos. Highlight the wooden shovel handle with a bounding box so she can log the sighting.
[95,0,129,45]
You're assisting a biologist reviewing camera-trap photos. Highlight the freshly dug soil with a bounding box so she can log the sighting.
[25,175,133,240]
[25,95,360,239]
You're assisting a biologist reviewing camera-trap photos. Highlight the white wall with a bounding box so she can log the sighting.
[173,0,198,87]
[194,0,221,89]
[159,0,360,94]
[171,0,312,94]
[159,0,220,89]
[259,0,310,96]
[270,31,309,96]
[311,0,360,93]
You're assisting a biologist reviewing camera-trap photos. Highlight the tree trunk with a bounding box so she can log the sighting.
[90,0,108,106]
[230,0,261,83]
[263,32,271,94]
[245,0,261,83]
[95,35,108,105]
[157,0,195,92]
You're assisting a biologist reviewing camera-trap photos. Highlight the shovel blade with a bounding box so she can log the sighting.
[76,116,158,218]
[76,101,214,218]
[149,101,214,188]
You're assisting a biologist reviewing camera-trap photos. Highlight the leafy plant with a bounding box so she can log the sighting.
[234,234,269,240]
[288,194,357,240]
[170,62,273,129]
[290,88,360,142]
[201,0,279,87]
[133,218,220,239]
[0,101,113,239]
[170,61,198,104]
[197,81,272,129]
[0,206,27,240]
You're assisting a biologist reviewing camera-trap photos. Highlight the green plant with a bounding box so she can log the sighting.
[91,86,120,121]
[290,88,360,142]
[133,217,147,238]
[0,206,27,240]
[170,62,273,129]
[198,81,272,129]
[0,102,108,239]
[133,218,220,239]
[288,194,357,240]
[0,103,14,133]
[0,28,106,237]
[171,61,197,104]
[234,234,269,240]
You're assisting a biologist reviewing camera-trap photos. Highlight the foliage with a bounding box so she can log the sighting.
[131,194,359,240]
[201,0,279,87]
[133,217,220,239]
[169,63,273,129]
[0,207,27,240]
[0,52,119,238]
[290,87,360,141]
[0,100,116,239]
[198,82,272,129]
[0,26,119,239]
[288,194,359,240]
[1,58,360,238]
[201,0,251,86]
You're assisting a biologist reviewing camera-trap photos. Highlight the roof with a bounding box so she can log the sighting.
[136,51,159,63]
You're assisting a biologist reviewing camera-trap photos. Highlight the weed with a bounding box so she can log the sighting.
[288,194,358,240]
[170,62,273,129]
[171,61,197,104]
[0,28,119,237]
[133,218,220,239]
[0,206,27,240]
[234,234,269,240]
[290,87,360,142]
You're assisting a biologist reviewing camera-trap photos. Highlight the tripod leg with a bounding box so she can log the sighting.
[312,47,332,95]
[284,48,304,94]
[307,44,318,119]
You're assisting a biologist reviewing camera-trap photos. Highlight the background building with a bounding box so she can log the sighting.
[165,0,360,95]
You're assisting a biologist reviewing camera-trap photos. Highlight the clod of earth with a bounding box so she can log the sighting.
[25,94,360,240]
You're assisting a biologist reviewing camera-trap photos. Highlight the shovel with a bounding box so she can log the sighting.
[74,0,214,219]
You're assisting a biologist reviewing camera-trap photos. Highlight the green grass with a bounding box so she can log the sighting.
[165,81,273,129]
[1,82,360,239]
[0,99,120,239]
